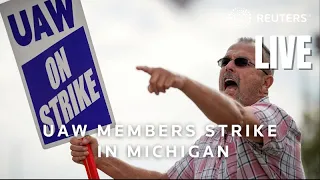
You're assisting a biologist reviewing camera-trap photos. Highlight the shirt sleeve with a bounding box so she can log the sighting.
[249,101,302,157]
[166,139,200,179]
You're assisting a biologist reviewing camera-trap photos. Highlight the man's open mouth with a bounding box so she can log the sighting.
[224,78,238,90]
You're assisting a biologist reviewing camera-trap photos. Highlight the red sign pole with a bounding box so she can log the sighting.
[83,142,100,179]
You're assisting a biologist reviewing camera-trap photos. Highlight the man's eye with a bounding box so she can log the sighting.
[222,59,230,66]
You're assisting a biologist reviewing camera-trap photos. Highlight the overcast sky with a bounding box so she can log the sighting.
[0,0,319,179]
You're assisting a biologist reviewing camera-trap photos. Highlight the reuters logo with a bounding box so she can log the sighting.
[227,8,252,28]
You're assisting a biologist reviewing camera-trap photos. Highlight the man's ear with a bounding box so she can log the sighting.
[263,75,273,93]
[260,75,273,96]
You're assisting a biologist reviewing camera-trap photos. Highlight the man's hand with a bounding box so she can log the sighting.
[70,136,99,165]
[136,66,187,95]
[69,135,168,179]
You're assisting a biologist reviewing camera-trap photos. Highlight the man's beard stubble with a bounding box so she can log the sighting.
[237,81,262,106]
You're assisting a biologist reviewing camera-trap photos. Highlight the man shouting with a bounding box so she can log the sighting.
[69,37,305,179]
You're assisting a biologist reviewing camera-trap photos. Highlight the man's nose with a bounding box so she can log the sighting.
[225,59,236,72]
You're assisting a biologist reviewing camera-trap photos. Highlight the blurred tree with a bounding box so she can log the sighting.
[301,110,320,179]
[170,0,194,9]
[164,0,200,11]
[316,35,320,53]
[301,33,320,179]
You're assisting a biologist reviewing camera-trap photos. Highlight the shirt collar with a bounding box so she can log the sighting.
[256,96,270,103]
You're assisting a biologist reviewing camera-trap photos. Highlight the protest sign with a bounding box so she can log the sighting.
[0,0,115,150]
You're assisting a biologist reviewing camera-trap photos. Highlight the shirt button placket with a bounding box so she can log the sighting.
[213,132,228,177]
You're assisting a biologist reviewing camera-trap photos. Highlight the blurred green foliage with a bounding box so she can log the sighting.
[301,110,320,179]
[301,34,320,179]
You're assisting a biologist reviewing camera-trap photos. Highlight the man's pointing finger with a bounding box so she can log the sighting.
[136,66,153,75]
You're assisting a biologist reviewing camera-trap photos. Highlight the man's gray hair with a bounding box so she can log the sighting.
[237,37,274,75]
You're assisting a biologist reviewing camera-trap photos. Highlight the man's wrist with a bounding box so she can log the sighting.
[96,154,115,167]
[179,75,190,91]
[95,153,107,169]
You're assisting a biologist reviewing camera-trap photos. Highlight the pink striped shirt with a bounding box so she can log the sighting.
[167,97,305,179]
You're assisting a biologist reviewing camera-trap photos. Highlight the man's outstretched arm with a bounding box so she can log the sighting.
[180,77,263,141]
[70,136,168,179]
[136,66,263,143]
